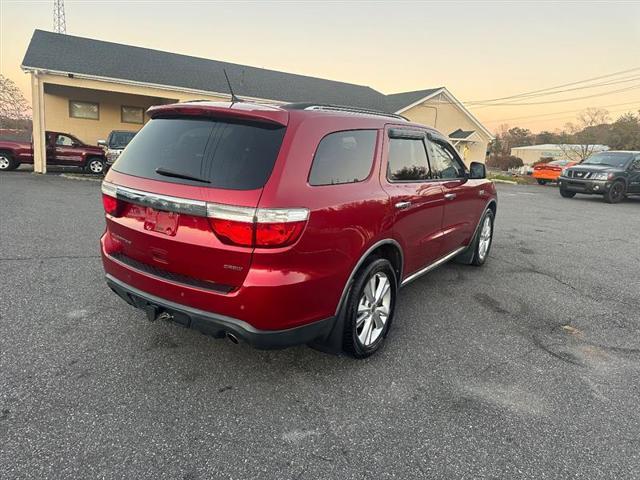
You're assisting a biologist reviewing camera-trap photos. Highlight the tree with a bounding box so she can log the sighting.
[535,130,560,144]
[486,154,523,171]
[490,124,534,156]
[0,75,31,128]
[560,108,610,162]
[607,111,640,150]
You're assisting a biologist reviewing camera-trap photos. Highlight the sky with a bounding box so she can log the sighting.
[1,0,639,133]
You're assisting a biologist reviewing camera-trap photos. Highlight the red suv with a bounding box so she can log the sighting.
[101,102,496,357]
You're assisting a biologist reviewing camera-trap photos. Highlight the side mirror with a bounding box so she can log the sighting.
[469,161,486,179]
[97,139,107,147]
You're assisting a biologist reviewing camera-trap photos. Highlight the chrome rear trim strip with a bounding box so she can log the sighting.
[115,184,208,217]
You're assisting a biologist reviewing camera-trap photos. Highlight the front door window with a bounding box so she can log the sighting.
[56,134,74,146]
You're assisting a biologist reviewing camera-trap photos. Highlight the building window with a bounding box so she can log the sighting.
[69,100,99,120]
[121,105,144,124]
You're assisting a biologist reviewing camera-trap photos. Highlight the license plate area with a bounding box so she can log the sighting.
[143,207,179,236]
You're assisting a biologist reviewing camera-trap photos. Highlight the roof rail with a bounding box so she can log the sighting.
[283,103,408,121]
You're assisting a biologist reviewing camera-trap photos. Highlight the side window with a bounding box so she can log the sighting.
[632,155,640,171]
[428,140,466,179]
[56,134,74,146]
[387,138,430,182]
[308,130,377,186]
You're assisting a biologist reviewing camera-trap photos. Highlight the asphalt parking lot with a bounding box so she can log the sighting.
[1,172,639,479]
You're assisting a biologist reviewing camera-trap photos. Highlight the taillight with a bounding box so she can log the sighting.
[101,181,122,216]
[207,203,309,248]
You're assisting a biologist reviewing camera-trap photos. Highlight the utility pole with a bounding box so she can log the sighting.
[53,0,66,34]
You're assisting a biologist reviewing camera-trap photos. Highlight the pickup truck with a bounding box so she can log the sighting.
[0,131,107,173]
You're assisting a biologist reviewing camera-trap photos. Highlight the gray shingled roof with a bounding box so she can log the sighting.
[22,30,440,113]
[385,88,443,113]
[449,129,476,139]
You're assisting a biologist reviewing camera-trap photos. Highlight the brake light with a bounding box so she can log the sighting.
[209,218,254,246]
[207,203,309,248]
[101,181,122,216]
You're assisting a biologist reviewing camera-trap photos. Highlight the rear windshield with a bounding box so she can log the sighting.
[113,117,286,190]
[108,131,137,149]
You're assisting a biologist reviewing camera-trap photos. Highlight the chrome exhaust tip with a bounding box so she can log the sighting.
[226,332,239,344]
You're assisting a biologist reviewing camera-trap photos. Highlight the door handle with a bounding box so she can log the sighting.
[395,201,412,210]
[444,193,457,200]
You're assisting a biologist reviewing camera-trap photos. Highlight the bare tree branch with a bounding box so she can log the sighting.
[0,75,31,128]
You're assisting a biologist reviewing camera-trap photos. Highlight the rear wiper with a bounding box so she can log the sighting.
[155,167,210,184]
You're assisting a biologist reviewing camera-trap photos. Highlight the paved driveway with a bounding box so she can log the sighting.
[1,173,639,479]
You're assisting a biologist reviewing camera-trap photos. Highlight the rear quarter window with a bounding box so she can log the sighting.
[308,130,377,186]
[113,117,285,190]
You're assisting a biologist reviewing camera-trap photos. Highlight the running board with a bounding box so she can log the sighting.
[400,247,466,287]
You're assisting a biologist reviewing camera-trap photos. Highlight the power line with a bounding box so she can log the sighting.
[467,75,640,106]
[468,83,640,107]
[500,106,639,127]
[464,66,640,105]
[482,100,640,124]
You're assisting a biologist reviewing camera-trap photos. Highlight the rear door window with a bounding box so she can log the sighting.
[308,130,377,186]
[113,117,286,190]
[387,137,431,182]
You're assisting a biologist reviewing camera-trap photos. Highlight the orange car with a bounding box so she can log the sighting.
[533,160,577,184]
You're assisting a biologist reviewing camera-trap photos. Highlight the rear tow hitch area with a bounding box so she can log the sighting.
[144,304,177,324]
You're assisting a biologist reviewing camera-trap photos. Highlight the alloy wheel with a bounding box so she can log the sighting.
[0,156,10,170]
[356,272,391,347]
[478,216,492,261]
[89,160,104,174]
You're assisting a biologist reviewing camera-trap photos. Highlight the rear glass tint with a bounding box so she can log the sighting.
[308,130,377,186]
[113,117,286,190]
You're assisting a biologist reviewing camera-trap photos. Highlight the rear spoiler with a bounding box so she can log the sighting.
[147,102,289,127]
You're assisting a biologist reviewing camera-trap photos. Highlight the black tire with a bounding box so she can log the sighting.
[342,257,397,358]
[604,180,626,204]
[537,179,547,185]
[85,157,105,174]
[0,151,19,171]
[470,209,495,266]
[560,188,576,198]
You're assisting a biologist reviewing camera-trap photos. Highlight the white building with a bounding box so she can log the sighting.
[511,144,609,165]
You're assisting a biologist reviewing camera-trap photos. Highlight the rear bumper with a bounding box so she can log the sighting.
[106,274,335,349]
[558,177,609,194]
[533,172,560,181]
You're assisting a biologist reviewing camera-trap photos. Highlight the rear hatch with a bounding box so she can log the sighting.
[102,103,289,291]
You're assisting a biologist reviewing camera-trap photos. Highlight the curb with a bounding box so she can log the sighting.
[490,179,518,185]
[59,173,103,183]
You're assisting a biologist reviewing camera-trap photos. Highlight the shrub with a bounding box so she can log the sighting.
[486,154,524,171]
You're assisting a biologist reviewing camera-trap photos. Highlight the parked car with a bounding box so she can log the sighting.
[98,130,137,169]
[0,131,106,173]
[558,151,640,203]
[100,102,497,357]
[533,159,577,184]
